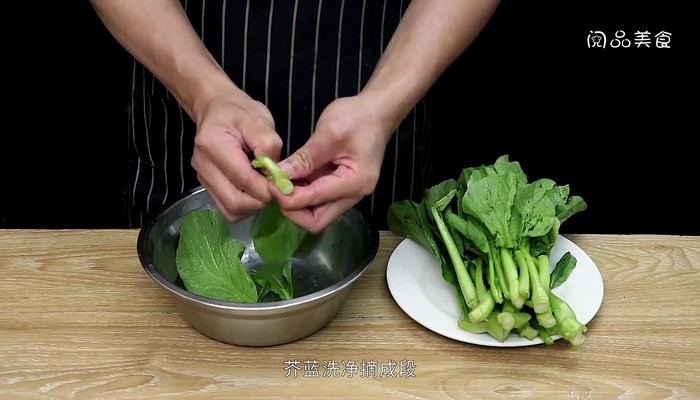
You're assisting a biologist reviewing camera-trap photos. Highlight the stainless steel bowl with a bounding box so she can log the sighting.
[137,187,379,346]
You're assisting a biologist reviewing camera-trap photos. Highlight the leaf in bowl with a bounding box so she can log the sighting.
[175,209,258,303]
[250,202,309,300]
[252,201,308,264]
[252,260,294,301]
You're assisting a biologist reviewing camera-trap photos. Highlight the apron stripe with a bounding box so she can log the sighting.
[264,0,275,106]
[241,0,251,90]
[130,59,139,210]
[161,98,170,205]
[178,105,185,195]
[201,0,207,40]
[334,0,345,100]
[310,1,323,135]
[286,0,299,156]
[143,80,155,214]
[221,0,227,69]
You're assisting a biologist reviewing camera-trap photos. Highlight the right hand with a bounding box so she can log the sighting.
[191,89,282,222]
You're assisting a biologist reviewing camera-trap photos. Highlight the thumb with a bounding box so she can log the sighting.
[279,136,335,180]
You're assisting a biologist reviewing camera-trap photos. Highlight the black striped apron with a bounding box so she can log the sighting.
[126,0,435,230]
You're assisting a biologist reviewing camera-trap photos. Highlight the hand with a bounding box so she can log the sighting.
[191,89,282,222]
[274,94,396,234]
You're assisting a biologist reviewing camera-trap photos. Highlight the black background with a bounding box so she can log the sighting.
[2,1,697,235]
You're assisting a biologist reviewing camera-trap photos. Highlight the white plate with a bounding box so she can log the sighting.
[386,235,604,347]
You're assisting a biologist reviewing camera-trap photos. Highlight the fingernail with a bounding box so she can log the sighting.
[278,160,294,176]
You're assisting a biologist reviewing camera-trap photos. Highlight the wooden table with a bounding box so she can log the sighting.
[1,230,699,399]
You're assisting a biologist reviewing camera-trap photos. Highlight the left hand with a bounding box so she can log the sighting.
[274,93,396,234]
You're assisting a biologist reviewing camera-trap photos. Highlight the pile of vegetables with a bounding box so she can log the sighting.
[388,155,589,347]
[174,157,306,303]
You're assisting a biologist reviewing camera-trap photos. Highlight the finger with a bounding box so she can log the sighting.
[281,196,361,234]
[198,171,266,218]
[204,185,238,222]
[200,173,267,220]
[246,120,283,161]
[198,135,273,203]
[194,155,268,217]
[200,174,266,221]
[277,133,337,180]
[274,164,370,210]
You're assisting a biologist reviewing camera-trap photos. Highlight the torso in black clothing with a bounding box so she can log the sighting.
[126,0,434,230]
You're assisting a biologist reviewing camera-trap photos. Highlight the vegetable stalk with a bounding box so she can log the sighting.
[430,205,479,310]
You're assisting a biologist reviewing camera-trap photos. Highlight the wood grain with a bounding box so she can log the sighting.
[1,230,699,399]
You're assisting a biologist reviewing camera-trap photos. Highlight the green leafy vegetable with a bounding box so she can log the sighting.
[388,192,469,318]
[251,202,308,264]
[175,202,309,303]
[252,260,294,301]
[175,209,258,303]
[250,202,309,300]
[252,156,294,195]
[388,154,590,347]
[550,251,577,289]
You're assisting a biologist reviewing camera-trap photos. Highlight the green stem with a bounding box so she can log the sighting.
[459,311,510,342]
[549,291,587,347]
[500,248,523,309]
[251,156,294,195]
[430,207,479,310]
[518,324,539,340]
[497,300,516,331]
[487,255,503,304]
[536,309,557,329]
[538,254,551,289]
[526,251,550,314]
[514,249,531,302]
[492,248,510,301]
[532,318,555,345]
[468,259,495,323]
[513,311,532,330]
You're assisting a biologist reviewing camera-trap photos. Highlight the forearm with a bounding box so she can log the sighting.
[363,0,500,131]
[90,0,237,121]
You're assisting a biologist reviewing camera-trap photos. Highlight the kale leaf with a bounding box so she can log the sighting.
[175,209,259,303]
